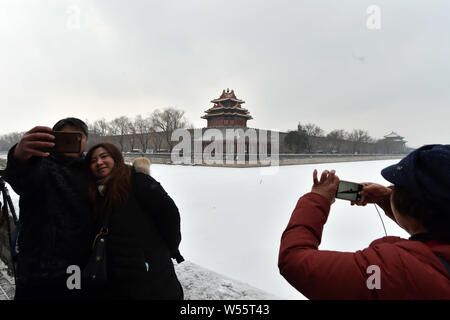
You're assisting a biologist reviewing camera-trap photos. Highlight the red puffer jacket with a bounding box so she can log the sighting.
[278,192,450,299]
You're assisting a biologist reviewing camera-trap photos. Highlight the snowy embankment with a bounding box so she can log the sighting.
[0,259,15,300]
[174,261,280,300]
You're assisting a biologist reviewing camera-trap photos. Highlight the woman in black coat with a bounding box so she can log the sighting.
[85,142,183,300]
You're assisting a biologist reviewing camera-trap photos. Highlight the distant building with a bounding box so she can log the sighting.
[201,89,253,128]
[198,89,279,157]
[380,131,407,154]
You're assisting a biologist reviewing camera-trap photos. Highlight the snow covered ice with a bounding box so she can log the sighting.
[2,158,409,299]
[150,159,408,299]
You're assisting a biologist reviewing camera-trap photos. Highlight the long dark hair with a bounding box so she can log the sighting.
[86,142,131,212]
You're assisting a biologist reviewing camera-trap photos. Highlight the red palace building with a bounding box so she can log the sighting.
[201,88,253,128]
[197,89,276,159]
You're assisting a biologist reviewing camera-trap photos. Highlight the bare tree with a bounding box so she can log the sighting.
[110,116,132,152]
[149,131,165,152]
[284,130,307,153]
[0,132,24,151]
[84,119,93,134]
[302,123,325,137]
[92,118,111,136]
[347,129,373,153]
[298,123,324,153]
[150,107,190,151]
[326,129,347,153]
[134,115,154,153]
[128,120,138,151]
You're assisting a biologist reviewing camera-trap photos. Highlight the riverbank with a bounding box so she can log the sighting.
[124,154,405,167]
[1,153,404,170]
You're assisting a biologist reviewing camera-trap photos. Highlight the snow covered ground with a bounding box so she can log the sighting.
[0,260,15,300]
[1,155,409,299]
[174,261,280,300]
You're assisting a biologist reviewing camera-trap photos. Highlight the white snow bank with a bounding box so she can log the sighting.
[0,259,15,300]
[174,260,280,300]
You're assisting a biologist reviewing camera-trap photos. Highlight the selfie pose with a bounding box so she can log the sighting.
[2,118,94,300]
[278,144,450,299]
[85,143,184,300]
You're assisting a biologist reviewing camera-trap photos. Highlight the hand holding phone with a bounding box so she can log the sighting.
[14,128,83,162]
[335,180,364,203]
[13,126,55,162]
[351,183,392,206]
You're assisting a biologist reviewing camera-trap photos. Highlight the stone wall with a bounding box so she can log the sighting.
[124,153,404,167]
[85,129,408,155]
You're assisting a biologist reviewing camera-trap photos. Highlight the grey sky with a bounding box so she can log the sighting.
[1,0,449,148]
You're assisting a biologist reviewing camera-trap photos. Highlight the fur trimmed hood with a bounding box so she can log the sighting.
[133,157,151,175]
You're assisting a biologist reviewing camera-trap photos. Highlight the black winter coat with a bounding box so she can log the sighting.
[91,169,183,300]
[2,146,95,300]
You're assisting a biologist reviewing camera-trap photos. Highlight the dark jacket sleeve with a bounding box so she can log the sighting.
[2,144,42,195]
[132,172,184,263]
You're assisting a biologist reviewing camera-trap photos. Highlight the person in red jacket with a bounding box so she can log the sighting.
[278,144,450,299]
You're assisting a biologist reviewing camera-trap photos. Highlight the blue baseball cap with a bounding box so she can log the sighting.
[381,144,450,213]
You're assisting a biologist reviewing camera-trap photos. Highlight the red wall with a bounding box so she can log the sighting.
[208,117,246,127]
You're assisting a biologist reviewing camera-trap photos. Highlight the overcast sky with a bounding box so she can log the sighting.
[1,0,449,148]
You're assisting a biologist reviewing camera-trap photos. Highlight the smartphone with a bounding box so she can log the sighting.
[51,131,82,154]
[335,180,363,202]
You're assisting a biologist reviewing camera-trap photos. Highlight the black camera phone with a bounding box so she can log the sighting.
[335,180,364,202]
[49,131,82,154]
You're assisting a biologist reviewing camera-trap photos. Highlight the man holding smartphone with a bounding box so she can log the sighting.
[2,117,94,300]
[278,145,450,299]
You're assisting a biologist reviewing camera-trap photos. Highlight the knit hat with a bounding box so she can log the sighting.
[53,118,89,137]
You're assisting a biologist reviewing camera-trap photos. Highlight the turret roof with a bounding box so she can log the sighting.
[384,131,404,139]
[211,88,245,104]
